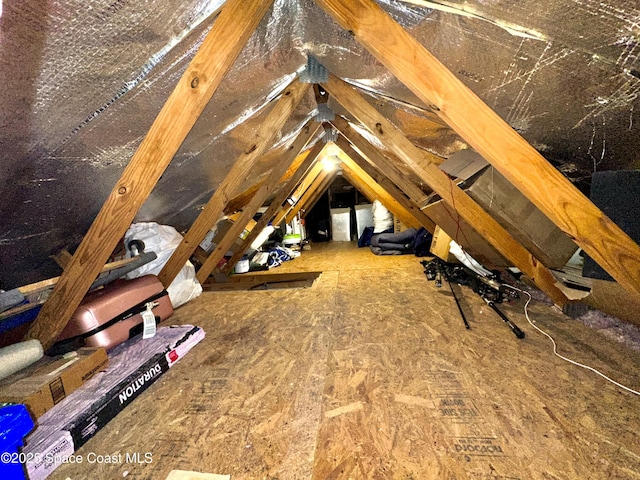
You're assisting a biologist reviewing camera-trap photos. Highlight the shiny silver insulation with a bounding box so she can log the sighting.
[1,0,639,287]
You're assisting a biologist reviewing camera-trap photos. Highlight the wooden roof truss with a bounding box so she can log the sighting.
[26,0,640,350]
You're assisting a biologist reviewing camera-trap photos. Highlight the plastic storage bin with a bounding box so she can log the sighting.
[0,404,35,480]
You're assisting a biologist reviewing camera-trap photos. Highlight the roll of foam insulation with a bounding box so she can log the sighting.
[0,340,44,381]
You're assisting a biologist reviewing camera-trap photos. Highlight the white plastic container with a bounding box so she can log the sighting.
[354,204,373,240]
[250,225,275,252]
[330,208,352,241]
[234,257,250,274]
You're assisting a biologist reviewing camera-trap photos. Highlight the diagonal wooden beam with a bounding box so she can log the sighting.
[285,169,334,224]
[195,121,319,282]
[26,0,274,350]
[340,166,413,229]
[315,0,640,299]
[273,161,325,225]
[338,151,421,230]
[298,169,337,218]
[224,143,310,214]
[221,141,326,274]
[331,117,431,210]
[323,74,568,305]
[160,79,311,287]
[335,137,435,232]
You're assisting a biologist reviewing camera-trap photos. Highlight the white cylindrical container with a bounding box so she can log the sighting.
[0,339,44,381]
[250,225,275,252]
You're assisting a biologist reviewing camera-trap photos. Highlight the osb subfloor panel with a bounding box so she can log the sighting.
[52,242,640,480]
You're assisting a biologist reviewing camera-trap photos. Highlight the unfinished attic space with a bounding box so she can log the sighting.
[3,0,640,478]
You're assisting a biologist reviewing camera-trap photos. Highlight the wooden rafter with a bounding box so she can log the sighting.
[298,169,337,218]
[323,74,568,305]
[340,169,373,203]
[159,79,311,287]
[335,136,436,232]
[315,0,640,299]
[273,161,325,225]
[285,169,334,224]
[224,144,310,215]
[331,117,431,210]
[25,0,275,350]
[339,154,421,230]
[221,141,326,274]
[195,121,319,283]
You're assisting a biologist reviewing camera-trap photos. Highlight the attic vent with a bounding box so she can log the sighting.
[316,104,335,123]
[323,125,337,142]
[299,55,328,83]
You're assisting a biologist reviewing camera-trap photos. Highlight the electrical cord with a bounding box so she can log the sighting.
[513,286,640,396]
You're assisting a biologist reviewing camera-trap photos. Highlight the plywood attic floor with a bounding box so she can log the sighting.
[52,242,640,480]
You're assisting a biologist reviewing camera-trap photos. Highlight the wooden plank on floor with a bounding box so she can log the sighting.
[202,271,322,291]
[166,471,229,480]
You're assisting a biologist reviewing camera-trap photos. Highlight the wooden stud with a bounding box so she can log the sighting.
[221,142,326,274]
[25,0,274,349]
[195,122,319,283]
[315,0,640,298]
[159,79,311,287]
[323,74,568,305]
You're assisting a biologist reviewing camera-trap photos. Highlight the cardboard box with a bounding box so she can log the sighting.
[24,326,205,480]
[0,347,108,418]
[394,217,409,233]
[204,217,258,255]
[430,226,458,263]
[422,201,508,267]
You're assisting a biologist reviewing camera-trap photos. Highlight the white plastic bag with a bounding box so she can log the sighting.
[124,222,202,308]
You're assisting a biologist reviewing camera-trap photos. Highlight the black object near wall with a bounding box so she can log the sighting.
[582,170,640,281]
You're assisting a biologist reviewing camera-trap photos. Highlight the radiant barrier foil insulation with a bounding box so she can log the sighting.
[1,0,639,288]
